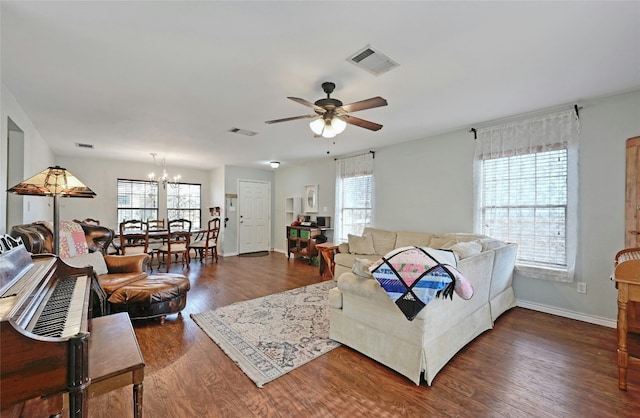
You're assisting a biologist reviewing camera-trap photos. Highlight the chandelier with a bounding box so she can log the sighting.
[148,153,181,189]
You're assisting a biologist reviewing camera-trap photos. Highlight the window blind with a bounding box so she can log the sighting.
[117,179,158,224]
[481,149,568,269]
[335,153,374,242]
[167,183,201,229]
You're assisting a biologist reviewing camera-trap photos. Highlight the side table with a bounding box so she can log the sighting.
[316,242,339,279]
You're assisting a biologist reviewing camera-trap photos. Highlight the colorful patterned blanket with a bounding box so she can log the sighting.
[369,246,471,321]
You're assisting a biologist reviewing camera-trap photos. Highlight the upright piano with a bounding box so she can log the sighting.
[0,235,92,417]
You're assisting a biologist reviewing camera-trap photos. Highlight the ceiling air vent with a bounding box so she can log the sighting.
[75,142,94,149]
[347,45,399,76]
[228,127,258,136]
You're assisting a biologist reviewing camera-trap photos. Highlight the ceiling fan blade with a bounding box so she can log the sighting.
[342,115,383,131]
[265,114,318,124]
[288,97,325,112]
[340,97,388,113]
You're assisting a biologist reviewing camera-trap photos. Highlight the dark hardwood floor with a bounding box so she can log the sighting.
[22,253,640,417]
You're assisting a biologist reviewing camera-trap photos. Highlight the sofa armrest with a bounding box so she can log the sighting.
[338,243,349,254]
[104,254,149,273]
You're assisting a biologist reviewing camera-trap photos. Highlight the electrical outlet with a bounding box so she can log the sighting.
[577,282,587,294]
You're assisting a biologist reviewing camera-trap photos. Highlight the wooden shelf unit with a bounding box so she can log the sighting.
[286,226,323,264]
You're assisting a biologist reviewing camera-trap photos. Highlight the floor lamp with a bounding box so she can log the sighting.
[7,166,96,255]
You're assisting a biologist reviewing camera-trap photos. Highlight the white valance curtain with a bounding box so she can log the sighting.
[473,108,580,281]
[474,109,579,158]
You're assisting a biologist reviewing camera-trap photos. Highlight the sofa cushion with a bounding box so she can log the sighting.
[395,231,435,249]
[479,237,506,251]
[64,251,109,275]
[335,252,379,270]
[348,234,376,255]
[428,235,456,249]
[363,227,397,255]
[99,272,148,295]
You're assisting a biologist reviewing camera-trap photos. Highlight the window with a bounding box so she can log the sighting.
[167,183,201,229]
[474,109,579,281]
[117,179,159,224]
[335,153,374,242]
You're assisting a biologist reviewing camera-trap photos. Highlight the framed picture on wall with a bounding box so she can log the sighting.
[304,184,318,213]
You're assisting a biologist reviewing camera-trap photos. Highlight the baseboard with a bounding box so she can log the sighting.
[223,252,238,257]
[515,299,616,329]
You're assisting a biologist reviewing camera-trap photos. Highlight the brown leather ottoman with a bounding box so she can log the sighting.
[108,273,190,323]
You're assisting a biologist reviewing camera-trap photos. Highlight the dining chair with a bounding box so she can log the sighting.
[146,218,166,249]
[188,218,220,263]
[157,219,192,272]
[147,219,165,230]
[118,220,155,268]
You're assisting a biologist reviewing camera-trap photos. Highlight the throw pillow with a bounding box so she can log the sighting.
[449,241,483,260]
[352,258,374,279]
[348,234,376,255]
[64,251,109,275]
[58,220,89,258]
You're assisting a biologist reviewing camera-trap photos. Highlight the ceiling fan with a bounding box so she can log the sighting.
[265,81,388,138]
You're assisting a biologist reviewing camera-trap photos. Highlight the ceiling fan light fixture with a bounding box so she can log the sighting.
[321,122,337,138]
[332,117,347,134]
[309,118,325,135]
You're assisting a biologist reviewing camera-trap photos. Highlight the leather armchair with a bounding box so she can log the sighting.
[10,221,114,255]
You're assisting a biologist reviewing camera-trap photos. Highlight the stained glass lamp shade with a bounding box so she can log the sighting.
[7,166,96,255]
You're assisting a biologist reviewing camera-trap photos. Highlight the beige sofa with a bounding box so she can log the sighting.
[329,227,517,385]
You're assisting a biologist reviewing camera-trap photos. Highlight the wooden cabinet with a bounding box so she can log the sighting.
[286,226,322,263]
[626,136,640,247]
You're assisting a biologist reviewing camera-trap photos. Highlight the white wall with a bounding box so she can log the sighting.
[223,165,275,256]
[1,83,54,234]
[55,155,211,230]
[276,90,639,324]
[273,158,335,253]
[5,77,639,323]
[513,91,640,322]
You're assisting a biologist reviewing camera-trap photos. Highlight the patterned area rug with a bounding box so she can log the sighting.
[191,280,340,387]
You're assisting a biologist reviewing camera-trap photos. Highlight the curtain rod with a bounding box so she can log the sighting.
[334,150,375,161]
[469,102,583,139]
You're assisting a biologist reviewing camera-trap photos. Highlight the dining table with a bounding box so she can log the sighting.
[113,228,206,255]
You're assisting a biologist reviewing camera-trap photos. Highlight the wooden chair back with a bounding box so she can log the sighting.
[157,219,192,272]
[119,220,149,256]
[147,219,165,230]
[189,218,220,263]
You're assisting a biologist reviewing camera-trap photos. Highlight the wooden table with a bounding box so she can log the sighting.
[89,312,145,417]
[613,248,640,390]
[316,242,339,279]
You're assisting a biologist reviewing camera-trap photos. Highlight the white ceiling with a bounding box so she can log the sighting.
[2,1,639,171]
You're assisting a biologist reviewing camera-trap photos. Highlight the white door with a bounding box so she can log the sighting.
[238,180,270,254]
